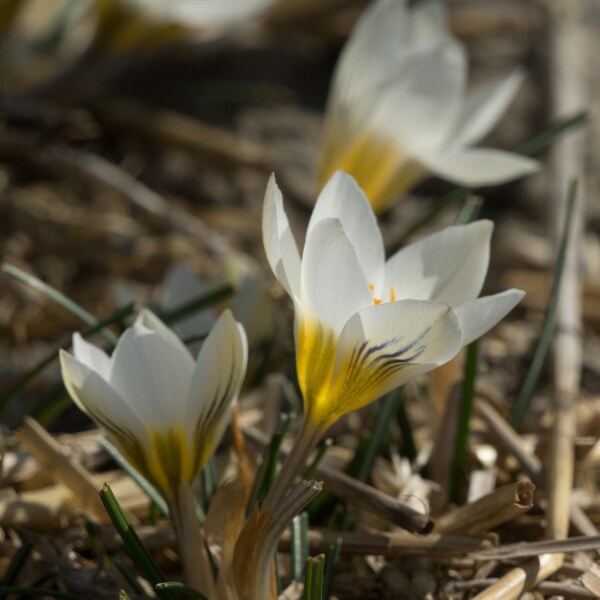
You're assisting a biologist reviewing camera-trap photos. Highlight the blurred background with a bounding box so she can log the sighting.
[1,0,598,426]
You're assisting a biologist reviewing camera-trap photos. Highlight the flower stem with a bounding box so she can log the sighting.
[261,417,326,514]
[170,483,216,599]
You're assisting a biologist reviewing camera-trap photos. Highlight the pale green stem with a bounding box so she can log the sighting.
[261,417,327,514]
[249,481,322,600]
[170,483,216,599]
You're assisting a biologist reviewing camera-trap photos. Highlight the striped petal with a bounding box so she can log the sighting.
[186,310,247,474]
[319,300,462,423]
[59,350,149,462]
[385,221,493,306]
[262,174,301,300]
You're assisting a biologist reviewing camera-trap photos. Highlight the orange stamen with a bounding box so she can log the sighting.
[369,283,382,305]
[390,288,396,302]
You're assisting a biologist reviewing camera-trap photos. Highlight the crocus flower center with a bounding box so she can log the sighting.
[369,283,396,305]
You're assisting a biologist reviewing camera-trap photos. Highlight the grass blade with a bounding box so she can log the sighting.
[303,438,332,480]
[290,511,309,581]
[304,554,326,600]
[155,582,208,599]
[510,180,578,429]
[114,557,145,596]
[159,284,233,325]
[395,390,416,461]
[200,455,218,511]
[99,484,178,600]
[247,413,294,514]
[450,341,479,504]
[0,301,137,418]
[514,111,587,156]
[387,186,467,253]
[101,438,169,517]
[355,390,402,483]
[323,538,342,600]
[1,539,34,594]
[2,263,118,345]
[456,195,484,225]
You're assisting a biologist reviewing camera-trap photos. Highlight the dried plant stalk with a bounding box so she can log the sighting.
[470,553,564,600]
[97,523,494,558]
[470,534,600,561]
[475,397,544,485]
[435,481,535,534]
[546,0,585,542]
[279,528,495,558]
[233,480,322,600]
[448,578,595,599]
[243,424,432,533]
[96,100,274,169]
[17,417,116,524]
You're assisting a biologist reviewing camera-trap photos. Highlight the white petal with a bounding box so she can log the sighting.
[371,39,467,153]
[108,325,194,430]
[385,221,493,306]
[451,69,526,147]
[262,174,301,299]
[301,218,373,336]
[417,148,539,185]
[72,333,112,380]
[308,171,385,290]
[331,300,463,409]
[410,0,450,45]
[60,350,148,447]
[455,289,525,345]
[134,308,194,365]
[186,310,248,463]
[332,0,412,108]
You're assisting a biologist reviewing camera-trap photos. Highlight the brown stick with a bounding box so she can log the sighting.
[447,577,595,599]
[434,481,535,534]
[242,424,433,533]
[546,0,585,543]
[470,553,564,600]
[17,417,118,524]
[94,100,274,170]
[279,528,494,558]
[474,396,544,486]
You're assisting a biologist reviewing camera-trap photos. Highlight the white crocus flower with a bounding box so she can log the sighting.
[60,308,247,498]
[318,0,539,214]
[263,170,524,432]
